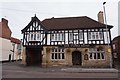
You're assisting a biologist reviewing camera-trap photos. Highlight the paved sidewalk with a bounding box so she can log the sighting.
[61,68,119,73]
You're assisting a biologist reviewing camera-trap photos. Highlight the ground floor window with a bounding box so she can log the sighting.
[51,48,65,60]
[89,48,105,60]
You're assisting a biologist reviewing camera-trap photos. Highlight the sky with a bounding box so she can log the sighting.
[0,0,119,40]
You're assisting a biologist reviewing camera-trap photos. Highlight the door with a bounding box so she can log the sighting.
[26,47,42,66]
[72,51,82,65]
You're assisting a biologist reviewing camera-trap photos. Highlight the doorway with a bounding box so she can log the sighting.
[72,51,82,65]
[26,47,42,66]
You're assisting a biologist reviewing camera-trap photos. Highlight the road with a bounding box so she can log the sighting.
[1,61,120,79]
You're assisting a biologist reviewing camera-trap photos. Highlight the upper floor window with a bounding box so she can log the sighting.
[79,30,83,40]
[69,32,73,41]
[88,31,103,40]
[51,31,64,41]
[69,30,83,42]
[28,32,41,41]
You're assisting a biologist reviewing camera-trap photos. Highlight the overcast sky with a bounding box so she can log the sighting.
[0,0,119,40]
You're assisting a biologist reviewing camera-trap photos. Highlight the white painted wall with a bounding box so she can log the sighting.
[0,37,12,61]
[0,37,22,62]
[11,42,22,61]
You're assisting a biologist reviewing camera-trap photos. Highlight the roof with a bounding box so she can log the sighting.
[11,37,21,44]
[41,16,113,30]
[112,35,120,41]
[21,16,47,33]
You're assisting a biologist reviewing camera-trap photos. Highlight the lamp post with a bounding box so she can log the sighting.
[103,2,109,46]
[103,2,113,68]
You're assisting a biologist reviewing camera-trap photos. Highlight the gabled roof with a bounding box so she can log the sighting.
[21,16,47,33]
[11,37,21,44]
[41,16,113,30]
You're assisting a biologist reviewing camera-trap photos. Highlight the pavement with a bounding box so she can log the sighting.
[1,61,120,79]
[2,61,119,73]
[61,68,118,73]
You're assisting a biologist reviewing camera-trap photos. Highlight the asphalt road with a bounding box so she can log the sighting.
[1,61,120,79]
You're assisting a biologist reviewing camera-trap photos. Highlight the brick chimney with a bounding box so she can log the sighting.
[98,11,104,24]
[2,18,8,25]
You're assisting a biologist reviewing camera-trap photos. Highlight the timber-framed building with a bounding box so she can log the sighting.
[21,12,113,68]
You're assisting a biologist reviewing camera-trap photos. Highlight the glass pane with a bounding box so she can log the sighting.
[92,32,95,39]
[58,49,61,52]
[97,53,100,59]
[101,53,104,59]
[58,53,61,59]
[62,53,65,59]
[90,53,92,59]
[94,53,97,59]
[52,48,54,52]
[69,33,73,41]
[88,32,91,39]
[99,32,103,39]
[55,53,57,59]
[52,53,54,59]
[96,32,99,39]
[55,48,57,52]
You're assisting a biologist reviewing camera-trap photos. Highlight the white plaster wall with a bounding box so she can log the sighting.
[0,37,12,61]
[11,42,22,61]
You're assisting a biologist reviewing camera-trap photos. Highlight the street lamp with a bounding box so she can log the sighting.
[103,2,109,46]
[103,2,114,68]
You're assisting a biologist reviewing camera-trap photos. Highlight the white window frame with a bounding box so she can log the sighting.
[89,48,105,60]
[51,48,65,60]
[51,33,64,41]
[79,30,83,40]
[88,32,103,40]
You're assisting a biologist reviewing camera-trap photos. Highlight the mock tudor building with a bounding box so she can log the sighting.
[21,12,113,68]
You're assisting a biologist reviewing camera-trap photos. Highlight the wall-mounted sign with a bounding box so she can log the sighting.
[59,44,94,48]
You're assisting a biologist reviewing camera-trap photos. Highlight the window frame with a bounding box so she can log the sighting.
[51,48,65,60]
[89,48,105,60]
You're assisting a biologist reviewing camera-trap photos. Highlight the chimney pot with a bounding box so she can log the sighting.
[2,18,8,25]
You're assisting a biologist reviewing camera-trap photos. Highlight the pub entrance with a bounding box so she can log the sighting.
[26,46,42,66]
[72,51,82,65]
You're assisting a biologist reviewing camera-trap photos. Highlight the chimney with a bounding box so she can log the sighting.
[98,11,104,24]
[2,18,8,25]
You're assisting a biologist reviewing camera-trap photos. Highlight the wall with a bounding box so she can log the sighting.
[0,37,12,61]
[43,45,112,68]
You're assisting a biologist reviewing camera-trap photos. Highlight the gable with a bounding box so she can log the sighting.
[21,16,47,33]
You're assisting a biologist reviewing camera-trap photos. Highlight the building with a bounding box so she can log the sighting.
[21,12,113,68]
[0,18,21,62]
[112,35,120,64]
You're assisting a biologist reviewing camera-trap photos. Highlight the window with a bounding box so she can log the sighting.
[69,33,73,41]
[84,54,88,60]
[28,32,41,41]
[79,30,83,40]
[89,48,105,60]
[51,32,64,41]
[113,44,116,50]
[88,31,103,40]
[113,53,117,58]
[51,48,65,60]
